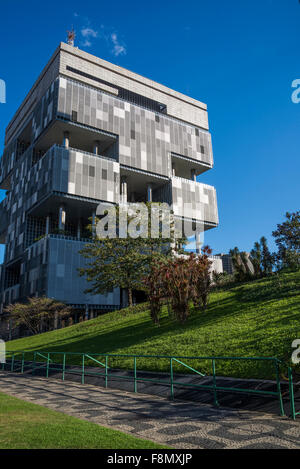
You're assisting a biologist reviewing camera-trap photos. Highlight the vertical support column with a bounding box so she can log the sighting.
[121,288,128,308]
[121,176,128,204]
[93,140,100,155]
[85,304,89,321]
[147,183,153,202]
[191,169,197,181]
[172,163,176,176]
[196,230,202,254]
[58,205,66,231]
[45,215,50,235]
[77,219,81,240]
[92,210,96,238]
[63,131,70,149]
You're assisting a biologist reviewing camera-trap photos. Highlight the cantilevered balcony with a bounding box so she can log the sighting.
[170,176,218,228]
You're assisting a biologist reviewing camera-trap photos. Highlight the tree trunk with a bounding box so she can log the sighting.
[128,288,133,307]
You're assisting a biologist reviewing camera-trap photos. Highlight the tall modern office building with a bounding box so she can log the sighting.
[0,42,218,320]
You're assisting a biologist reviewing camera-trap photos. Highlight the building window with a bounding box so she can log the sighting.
[200,145,205,154]
[102,169,107,180]
[131,129,135,140]
[89,166,95,177]
[195,128,199,136]
[72,110,78,122]
[155,115,160,123]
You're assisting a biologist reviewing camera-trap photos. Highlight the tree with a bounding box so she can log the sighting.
[144,262,164,325]
[144,247,213,324]
[260,236,274,275]
[250,241,262,277]
[230,247,253,282]
[4,297,71,335]
[79,202,186,308]
[272,211,300,270]
[191,246,212,310]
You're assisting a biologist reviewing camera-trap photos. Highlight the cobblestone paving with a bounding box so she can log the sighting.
[0,372,299,449]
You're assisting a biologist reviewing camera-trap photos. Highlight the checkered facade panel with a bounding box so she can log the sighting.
[171,177,219,225]
[57,77,213,177]
[52,147,120,203]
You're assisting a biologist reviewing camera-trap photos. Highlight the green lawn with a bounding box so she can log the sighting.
[0,392,167,449]
[6,270,300,380]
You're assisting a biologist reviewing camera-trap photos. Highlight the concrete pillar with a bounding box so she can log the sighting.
[63,131,70,149]
[93,140,100,155]
[77,219,81,240]
[147,183,153,202]
[191,169,197,181]
[121,176,128,204]
[85,304,89,321]
[172,163,176,176]
[196,231,202,254]
[58,205,66,231]
[45,215,50,235]
[121,289,128,308]
[92,211,96,237]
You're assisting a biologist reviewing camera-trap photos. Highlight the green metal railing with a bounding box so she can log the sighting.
[288,367,300,420]
[2,351,286,417]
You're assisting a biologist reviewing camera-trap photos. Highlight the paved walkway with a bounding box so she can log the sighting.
[0,372,300,449]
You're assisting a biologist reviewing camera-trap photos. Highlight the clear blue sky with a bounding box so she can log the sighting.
[0,0,299,261]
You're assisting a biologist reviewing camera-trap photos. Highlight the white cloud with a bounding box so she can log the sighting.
[74,16,127,56]
[80,27,99,47]
[81,27,98,38]
[111,33,126,56]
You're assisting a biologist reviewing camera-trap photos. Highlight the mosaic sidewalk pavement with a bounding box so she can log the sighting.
[0,372,299,449]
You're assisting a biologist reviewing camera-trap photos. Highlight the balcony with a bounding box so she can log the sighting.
[170,176,218,227]
[51,145,120,203]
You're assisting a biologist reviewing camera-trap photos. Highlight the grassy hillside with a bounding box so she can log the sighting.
[6,271,300,380]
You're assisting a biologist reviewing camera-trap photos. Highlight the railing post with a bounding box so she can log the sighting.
[105,356,108,388]
[21,352,24,374]
[288,367,296,420]
[62,353,66,381]
[134,356,137,393]
[170,358,174,400]
[212,359,219,407]
[46,353,50,378]
[275,359,285,416]
[11,353,15,372]
[82,354,85,385]
[32,352,37,375]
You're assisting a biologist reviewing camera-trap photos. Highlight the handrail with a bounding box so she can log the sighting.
[4,350,282,361]
[2,350,286,417]
[172,358,206,377]
[288,367,299,420]
[85,354,108,368]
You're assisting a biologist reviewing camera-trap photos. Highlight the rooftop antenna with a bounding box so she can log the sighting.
[67,27,76,47]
